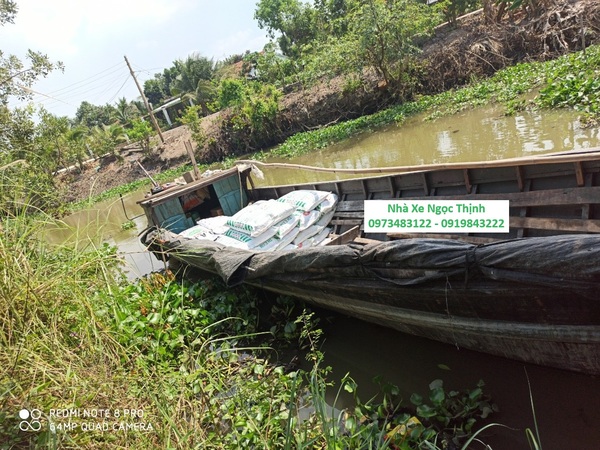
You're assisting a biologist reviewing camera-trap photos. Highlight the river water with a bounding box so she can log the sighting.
[259,105,600,186]
[52,106,600,449]
[46,193,162,279]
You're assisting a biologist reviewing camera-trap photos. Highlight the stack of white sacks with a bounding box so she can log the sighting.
[178,190,338,251]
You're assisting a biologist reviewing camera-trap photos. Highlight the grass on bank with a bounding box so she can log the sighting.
[1,204,502,449]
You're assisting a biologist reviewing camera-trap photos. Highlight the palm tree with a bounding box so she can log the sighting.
[170,53,217,116]
[88,124,129,160]
[131,99,146,116]
[65,125,89,171]
[113,97,140,126]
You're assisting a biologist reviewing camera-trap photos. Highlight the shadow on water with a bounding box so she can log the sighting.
[318,314,600,450]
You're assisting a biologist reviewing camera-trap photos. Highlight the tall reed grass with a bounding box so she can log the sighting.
[0,206,134,448]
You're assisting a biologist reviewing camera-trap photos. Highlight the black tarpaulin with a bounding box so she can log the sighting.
[143,230,600,291]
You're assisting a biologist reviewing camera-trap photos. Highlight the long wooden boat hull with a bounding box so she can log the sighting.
[142,230,600,375]
[139,149,600,375]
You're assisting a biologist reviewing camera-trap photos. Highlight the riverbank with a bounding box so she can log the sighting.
[64,41,600,208]
[1,212,503,448]
[59,1,600,205]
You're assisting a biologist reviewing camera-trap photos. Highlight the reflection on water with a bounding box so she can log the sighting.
[259,106,600,186]
[46,190,162,279]
[321,315,600,450]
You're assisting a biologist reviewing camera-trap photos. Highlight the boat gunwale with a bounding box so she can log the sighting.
[237,147,600,190]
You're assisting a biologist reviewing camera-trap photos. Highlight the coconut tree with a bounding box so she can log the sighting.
[88,123,129,160]
[113,97,140,126]
[170,53,217,116]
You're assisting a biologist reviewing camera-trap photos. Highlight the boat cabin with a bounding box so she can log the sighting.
[137,166,253,233]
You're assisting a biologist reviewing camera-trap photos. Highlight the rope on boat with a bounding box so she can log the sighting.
[234,148,600,175]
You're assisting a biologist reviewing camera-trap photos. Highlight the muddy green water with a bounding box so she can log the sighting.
[46,192,162,279]
[259,106,600,186]
[52,106,600,449]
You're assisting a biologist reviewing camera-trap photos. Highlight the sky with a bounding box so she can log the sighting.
[3,0,271,118]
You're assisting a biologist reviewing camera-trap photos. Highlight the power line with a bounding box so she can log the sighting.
[10,59,166,117]
[131,63,167,76]
[44,61,124,95]
[106,75,134,104]
[11,64,135,113]
[35,70,129,105]
[16,85,75,107]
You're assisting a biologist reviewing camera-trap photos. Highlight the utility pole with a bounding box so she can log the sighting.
[124,55,165,144]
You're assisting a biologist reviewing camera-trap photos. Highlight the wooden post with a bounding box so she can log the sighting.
[184,140,201,180]
[124,55,165,144]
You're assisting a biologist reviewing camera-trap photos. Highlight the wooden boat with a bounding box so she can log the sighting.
[139,149,600,375]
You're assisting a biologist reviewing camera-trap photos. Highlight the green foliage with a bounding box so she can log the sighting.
[143,76,167,106]
[73,101,116,128]
[126,119,153,154]
[0,48,63,104]
[86,123,128,161]
[439,0,481,23]
[0,211,124,447]
[324,376,498,449]
[0,2,62,209]
[168,53,217,116]
[218,78,246,109]
[410,379,497,436]
[538,47,600,114]
[0,158,61,215]
[267,296,311,344]
[272,101,421,157]
[121,220,135,231]
[347,0,438,97]
[100,274,260,364]
[179,104,206,146]
[0,0,17,25]
[0,104,36,159]
[113,96,141,125]
[241,83,281,134]
[254,0,441,99]
[255,0,320,58]
[220,80,282,150]
[251,43,299,86]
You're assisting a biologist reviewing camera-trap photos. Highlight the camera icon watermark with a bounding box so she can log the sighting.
[19,409,42,432]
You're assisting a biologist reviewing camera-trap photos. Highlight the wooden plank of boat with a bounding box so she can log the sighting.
[138,166,249,207]
[387,233,499,244]
[327,225,361,246]
[397,186,600,207]
[329,187,600,216]
[510,216,600,233]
